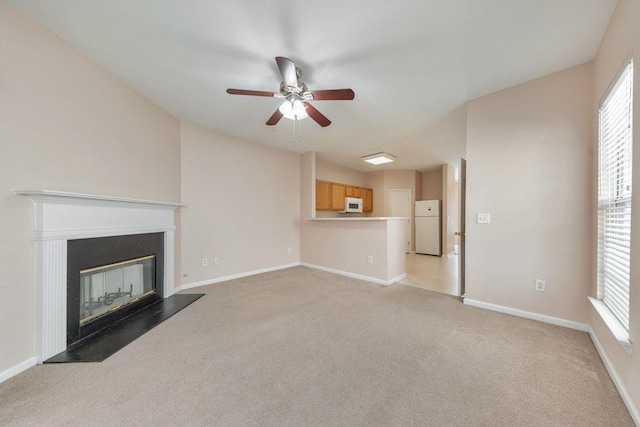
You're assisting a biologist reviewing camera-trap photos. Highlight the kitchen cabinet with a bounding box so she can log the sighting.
[316,180,331,210]
[362,188,373,212]
[315,180,373,212]
[345,186,362,198]
[331,183,346,211]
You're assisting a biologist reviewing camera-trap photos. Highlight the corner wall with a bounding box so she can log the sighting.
[465,62,594,324]
[422,169,443,200]
[179,123,300,287]
[0,2,181,376]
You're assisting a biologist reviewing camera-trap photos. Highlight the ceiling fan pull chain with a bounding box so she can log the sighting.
[292,116,296,146]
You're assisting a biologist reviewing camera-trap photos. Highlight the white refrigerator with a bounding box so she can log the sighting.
[415,200,441,256]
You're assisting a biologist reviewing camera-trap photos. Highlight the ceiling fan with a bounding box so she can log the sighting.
[226,57,355,127]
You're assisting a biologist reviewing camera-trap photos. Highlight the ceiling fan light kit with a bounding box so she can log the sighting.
[226,57,354,128]
[279,99,308,120]
[362,152,397,165]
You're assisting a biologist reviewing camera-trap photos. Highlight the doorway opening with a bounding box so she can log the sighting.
[399,159,465,297]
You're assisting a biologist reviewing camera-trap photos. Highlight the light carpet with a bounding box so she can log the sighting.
[0,266,633,426]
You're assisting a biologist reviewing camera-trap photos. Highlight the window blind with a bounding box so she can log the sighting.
[597,59,633,331]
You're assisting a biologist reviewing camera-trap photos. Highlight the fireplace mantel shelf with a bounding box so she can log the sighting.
[14,189,184,208]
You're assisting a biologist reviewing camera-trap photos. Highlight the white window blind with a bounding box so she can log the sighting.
[597,59,633,331]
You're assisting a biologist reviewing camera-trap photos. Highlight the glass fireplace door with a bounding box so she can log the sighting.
[79,255,155,325]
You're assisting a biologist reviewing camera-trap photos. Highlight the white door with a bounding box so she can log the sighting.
[389,189,412,253]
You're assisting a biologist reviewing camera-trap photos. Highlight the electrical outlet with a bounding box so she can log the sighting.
[202,258,208,266]
[477,213,491,224]
[534,279,547,293]
[287,247,292,255]
[367,255,374,264]
[213,257,220,265]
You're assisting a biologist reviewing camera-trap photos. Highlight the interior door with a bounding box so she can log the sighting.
[457,158,466,297]
[389,189,412,253]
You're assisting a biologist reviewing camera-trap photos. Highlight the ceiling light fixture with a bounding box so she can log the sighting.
[362,152,396,165]
[279,99,308,120]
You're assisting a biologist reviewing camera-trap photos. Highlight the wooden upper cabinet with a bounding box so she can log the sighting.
[345,186,355,197]
[362,188,373,212]
[345,185,362,198]
[331,183,346,210]
[316,180,373,212]
[316,180,331,210]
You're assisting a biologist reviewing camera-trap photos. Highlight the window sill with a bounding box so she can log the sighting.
[589,297,634,355]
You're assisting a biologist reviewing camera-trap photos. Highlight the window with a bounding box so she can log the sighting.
[597,58,633,331]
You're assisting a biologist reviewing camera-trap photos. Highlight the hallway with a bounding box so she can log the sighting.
[400,253,459,296]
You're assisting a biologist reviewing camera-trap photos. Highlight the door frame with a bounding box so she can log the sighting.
[458,158,466,298]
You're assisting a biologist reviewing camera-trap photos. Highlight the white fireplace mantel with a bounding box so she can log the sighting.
[15,189,183,362]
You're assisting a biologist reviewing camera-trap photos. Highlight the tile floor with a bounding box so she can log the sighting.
[399,252,459,296]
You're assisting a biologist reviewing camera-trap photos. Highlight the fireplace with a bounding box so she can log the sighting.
[79,256,155,325]
[15,190,182,362]
[67,233,164,345]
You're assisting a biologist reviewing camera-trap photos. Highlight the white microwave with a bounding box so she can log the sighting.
[341,197,363,213]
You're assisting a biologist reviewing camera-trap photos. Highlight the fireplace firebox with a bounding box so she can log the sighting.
[67,233,164,345]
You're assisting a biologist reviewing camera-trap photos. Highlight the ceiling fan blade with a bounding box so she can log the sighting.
[275,56,298,90]
[309,89,355,101]
[266,108,284,126]
[303,102,331,127]
[227,88,276,97]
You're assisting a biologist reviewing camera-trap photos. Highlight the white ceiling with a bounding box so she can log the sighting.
[9,0,616,172]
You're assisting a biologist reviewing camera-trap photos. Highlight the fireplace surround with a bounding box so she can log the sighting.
[15,190,182,362]
[67,233,164,345]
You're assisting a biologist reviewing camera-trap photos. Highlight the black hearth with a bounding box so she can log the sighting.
[66,233,164,345]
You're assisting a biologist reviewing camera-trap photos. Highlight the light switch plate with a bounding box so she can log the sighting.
[476,213,490,224]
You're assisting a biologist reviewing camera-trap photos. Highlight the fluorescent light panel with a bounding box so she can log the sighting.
[362,152,396,165]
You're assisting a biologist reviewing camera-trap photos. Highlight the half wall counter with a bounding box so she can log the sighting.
[300,217,407,285]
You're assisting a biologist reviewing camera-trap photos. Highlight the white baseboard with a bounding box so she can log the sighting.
[388,273,408,285]
[300,263,405,286]
[0,357,37,384]
[589,327,640,425]
[176,262,301,292]
[463,298,589,332]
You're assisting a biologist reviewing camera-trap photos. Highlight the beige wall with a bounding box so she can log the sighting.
[422,165,455,255]
[465,62,594,324]
[589,0,640,415]
[365,170,385,217]
[180,123,300,285]
[316,157,366,186]
[0,3,181,374]
[421,169,443,200]
[300,152,316,219]
[301,219,406,283]
[422,104,468,170]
